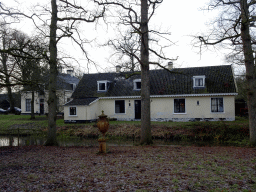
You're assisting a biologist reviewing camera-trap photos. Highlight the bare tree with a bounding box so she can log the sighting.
[198,0,256,145]
[0,25,24,114]
[1,1,105,146]
[107,28,140,72]
[0,26,15,113]
[44,0,105,146]
[0,22,48,119]
[94,0,173,145]
[11,31,48,119]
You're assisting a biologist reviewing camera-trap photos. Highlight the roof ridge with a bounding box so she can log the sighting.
[83,65,232,75]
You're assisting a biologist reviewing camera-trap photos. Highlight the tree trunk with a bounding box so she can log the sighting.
[30,91,35,119]
[140,0,152,145]
[6,86,15,113]
[44,0,58,146]
[240,0,256,145]
[1,37,15,113]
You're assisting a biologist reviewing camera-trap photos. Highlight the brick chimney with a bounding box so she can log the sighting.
[67,69,74,77]
[116,65,121,73]
[168,62,173,70]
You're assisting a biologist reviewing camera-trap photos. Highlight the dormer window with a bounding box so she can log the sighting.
[70,83,76,91]
[97,80,111,92]
[133,79,141,90]
[193,75,205,88]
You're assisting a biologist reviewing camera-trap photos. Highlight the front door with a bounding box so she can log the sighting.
[134,100,141,119]
[40,99,44,114]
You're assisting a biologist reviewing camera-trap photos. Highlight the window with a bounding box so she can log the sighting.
[97,81,110,91]
[211,98,224,112]
[133,79,141,90]
[174,99,185,113]
[38,84,45,95]
[99,83,105,91]
[193,76,205,88]
[70,83,76,90]
[26,99,31,112]
[69,107,77,116]
[115,100,125,113]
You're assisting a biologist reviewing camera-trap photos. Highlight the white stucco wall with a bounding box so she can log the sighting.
[64,105,87,122]
[64,95,236,122]
[150,96,235,121]
[98,99,135,120]
[21,92,43,114]
[21,90,74,114]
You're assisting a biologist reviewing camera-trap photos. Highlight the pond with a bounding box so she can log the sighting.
[0,135,99,147]
[0,135,207,147]
[0,135,146,147]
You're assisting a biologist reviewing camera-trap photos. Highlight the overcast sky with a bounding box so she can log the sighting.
[5,0,229,74]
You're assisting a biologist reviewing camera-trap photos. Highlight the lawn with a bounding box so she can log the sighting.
[0,145,256,191]
[0,115,254,191]
[0,114,249,130]
[0,114,251,146]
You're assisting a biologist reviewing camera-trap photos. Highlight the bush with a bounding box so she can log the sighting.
[191,121,249,144]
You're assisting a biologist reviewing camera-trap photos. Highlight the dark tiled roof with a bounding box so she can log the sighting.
[42,73,80,90]
[22,73,80,91]
[57,73,80,90]
[65,98,98,106]
[71,65,236,103]
[0,94,9,101]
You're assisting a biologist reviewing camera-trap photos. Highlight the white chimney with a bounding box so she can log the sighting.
[67,69,74,77]
[116,65,121,73]
[168,62,173,70]
[57,66,63,73]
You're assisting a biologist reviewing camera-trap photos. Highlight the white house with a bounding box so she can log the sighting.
[64,65,237,123]
[21,70,80,115]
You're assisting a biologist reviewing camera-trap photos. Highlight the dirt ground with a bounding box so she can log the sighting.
[1,145,256,191]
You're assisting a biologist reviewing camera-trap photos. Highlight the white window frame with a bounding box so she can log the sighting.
[97,80,110,92]
[211,97,224,113]
[174,98,186,114]
[133,79,141,90]
[69,106,77,116]
[193,75,205,88]
[26,99,31,112]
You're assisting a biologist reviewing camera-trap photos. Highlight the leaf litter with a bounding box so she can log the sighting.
[0,145,256,191]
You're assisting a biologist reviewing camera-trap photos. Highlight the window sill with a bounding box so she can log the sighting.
[193,86,205,88]
[69,115,78,117]
[173,113,187,115]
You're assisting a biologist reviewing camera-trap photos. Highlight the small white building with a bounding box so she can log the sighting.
[64,65,237,123]
[21,70,79,115]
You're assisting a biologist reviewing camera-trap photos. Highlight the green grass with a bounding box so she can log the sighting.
[0,114,249,132]
[0,114,88,130]
[0,115,39,129]
[0,114,249,129]
[0,114,250,146]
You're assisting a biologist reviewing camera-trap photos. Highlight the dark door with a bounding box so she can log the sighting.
[135,100,141,119]
[40,99,44,114]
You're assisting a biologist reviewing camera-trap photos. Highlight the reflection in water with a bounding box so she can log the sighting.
[0,136,137,147]
[0,136,45,147]
[0,137,18,147]
[0,136,102,147]
[0,135,198,147]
